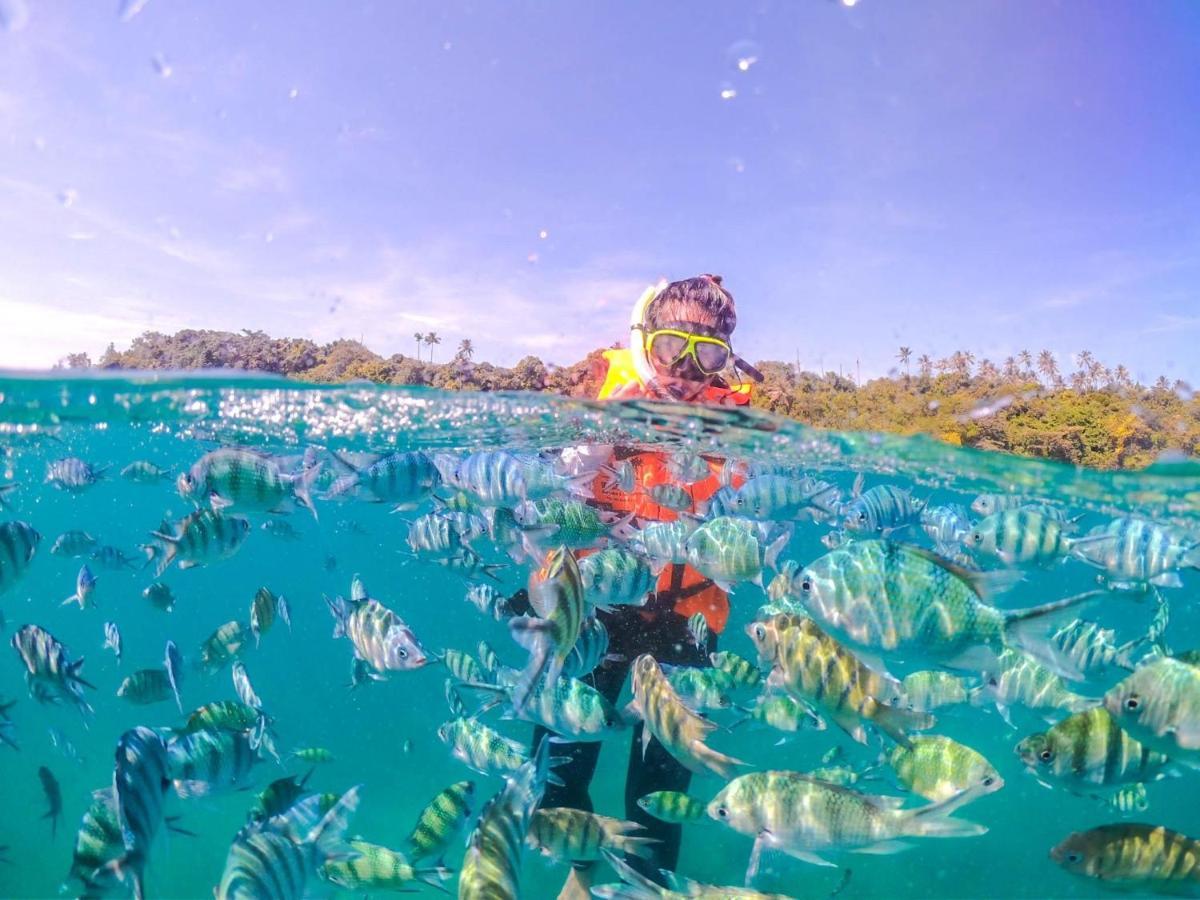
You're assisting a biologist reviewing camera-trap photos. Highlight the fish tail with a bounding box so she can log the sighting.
[0,483,16,510]
[598,851,665,900]
[870,701,935,747]
[306,785,361,860]
[690,739,748,780]
[415,866,455,893]
[293,460,322,522]
[507,617,553,712]
[902,788,988,839]
[608,833,660,860]
[101,851,145,900]
[323,595,348,638]
[1002,590,1105,681]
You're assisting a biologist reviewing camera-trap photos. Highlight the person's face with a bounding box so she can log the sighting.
[646,312,732,386]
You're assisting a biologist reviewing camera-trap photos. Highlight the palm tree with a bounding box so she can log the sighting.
[978,359,1000,382]
[1017,349,1034,378]
[413,332,424,362]
[897,346,912,378]
[917,354,933,379]
[1112,364,1132,388]
[424,332,441,362]
[1036,350,1058,386]
[1002,356,1019,381]
[457,338,474,361]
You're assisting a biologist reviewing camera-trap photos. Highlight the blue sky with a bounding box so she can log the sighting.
[0,1,1198,383]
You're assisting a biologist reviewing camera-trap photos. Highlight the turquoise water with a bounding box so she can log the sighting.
[1,373,1198,900]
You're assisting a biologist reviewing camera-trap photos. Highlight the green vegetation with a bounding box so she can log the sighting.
[65,330,1199,470]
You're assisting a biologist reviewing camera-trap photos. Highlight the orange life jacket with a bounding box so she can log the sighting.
[592,352,750,633]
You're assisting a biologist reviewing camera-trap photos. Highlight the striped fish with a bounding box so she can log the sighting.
[1015,707,1172,789]
[709,650,763,691]
[969,648,1094,722]
[0,520,40,595]
[576,547,655,609]
[180,700,261,735]
[11,624,94,719]
[117,668,173,705]
[841,481,923,534]
[458,739,551,899]
[1049,619,1140,680]
[325,575,428,674]
[636,790,707,824]
[1105,783,1149,816]
[1052,823,1200,889]
[120,460,171,483]
[508,546,585,712]
[45,457,108,492]
[50,529,96,557]
[732,473,840,521]
[250,586,289,644]
[734,692,826,738]
[1072,516,1200,590]
[899,670,971,712]
[441,648,483,683]
[217,785,360,900]
[685,516,789,590]
[231,661,262,710]
[167,727,260,798]
[109,726,171,900]
[527,808,656,863]
[198,620,249,673]
[748,614,931,746]
[437,717,533,780]
[324,449,440,505]
[886,735,1004,803]
[145,509,251,576]
[405,780,476,864]
[322,839,452,892]
[967,508,1102,567]
[627,653,746,779]
[630,518,699,567]
[562,616,611,679]
[450,450,580,505]
[592,852,798,900]
[476,671,624,742]
[178,447,319,518]
[970,494,1027,517]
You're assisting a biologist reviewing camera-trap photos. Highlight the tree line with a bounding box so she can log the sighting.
[60,330,1199,470]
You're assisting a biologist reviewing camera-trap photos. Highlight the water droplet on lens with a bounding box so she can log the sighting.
[526,252,539,264]
[151,52,172,78]
[118,0,151,23]
[57,188,78,208]
[538,229,548,240]
[729,157,746,174]
[841,0,859,7]
[0,0,29,32]
[725,39,762,73]
[719,82,737,101]
[288,87,299,100]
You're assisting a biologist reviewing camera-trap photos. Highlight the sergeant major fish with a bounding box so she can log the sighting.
[325,574,428,675]
[177,447,319,519]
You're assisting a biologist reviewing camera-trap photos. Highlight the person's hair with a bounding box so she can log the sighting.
[645,274,737,337]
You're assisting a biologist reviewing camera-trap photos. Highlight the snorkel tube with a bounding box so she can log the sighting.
[629,280,667,391]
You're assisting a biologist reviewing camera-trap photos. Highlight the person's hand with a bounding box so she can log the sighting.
[557,866,594,900]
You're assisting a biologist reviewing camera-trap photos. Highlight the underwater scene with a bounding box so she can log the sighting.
[1,374,1199,900]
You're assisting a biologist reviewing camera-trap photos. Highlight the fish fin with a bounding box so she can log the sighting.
[414,867,454,893]
[903,544,1025,601]
[1003,590,1106,681]
[207,491,233,512]
[306,785,361,857]
[853,840,912,855]
[784,848,838,868]
[292,462,321,522]
[903,787,988,838]
[610,835,660,860]
[870,701,935,747]
[621,698,643,726]
[506,617,552,713]
[851,472,865,499]
[641,722,653,760]
[1150,572,1183,588]
[61,594,80,607]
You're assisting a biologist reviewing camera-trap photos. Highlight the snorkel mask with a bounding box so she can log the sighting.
[629,282,764,401]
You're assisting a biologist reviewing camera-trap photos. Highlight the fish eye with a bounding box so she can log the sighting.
[982,775,995,787]
[987,676,998,687]
[1065,851,1083,864]
[800,579,812,592]
[398,648,408,659]
[1125,695,1140,711]
[753,624,766,641]
[972,533,983,543]
[857,512,867,522]
[715,806,729,818]
[1039,749,1053,763]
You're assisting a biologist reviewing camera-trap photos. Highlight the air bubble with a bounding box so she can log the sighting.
[538,229,548,240]
[58,189,78,208]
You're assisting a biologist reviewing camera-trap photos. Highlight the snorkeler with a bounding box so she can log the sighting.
[539,275,764,897]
